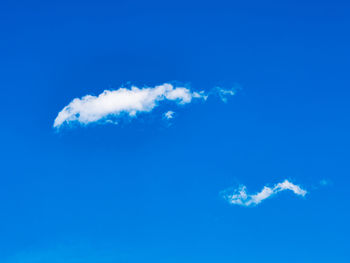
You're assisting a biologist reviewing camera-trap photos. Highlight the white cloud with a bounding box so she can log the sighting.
[222,180,307,207]
[164,110,175,119]
[53,83,235,128]
[215,87,236,102]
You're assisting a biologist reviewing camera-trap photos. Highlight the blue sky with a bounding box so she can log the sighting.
[1,0,350,262]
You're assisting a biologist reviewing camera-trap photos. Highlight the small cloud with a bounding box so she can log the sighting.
[105,119,118,125]
[164,110,175,119]
[221,180,307,207]
[215,87,236,102]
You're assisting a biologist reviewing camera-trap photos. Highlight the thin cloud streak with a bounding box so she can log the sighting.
[222,180,307,207]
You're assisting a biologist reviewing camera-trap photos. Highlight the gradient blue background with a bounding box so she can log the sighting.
[1,0,349,262]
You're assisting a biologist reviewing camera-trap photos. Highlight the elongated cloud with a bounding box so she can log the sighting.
[222,180,307,207]
[53,83,234,128]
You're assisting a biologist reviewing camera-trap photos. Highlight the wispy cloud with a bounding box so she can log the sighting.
[222,180,307,207]
[319,179,331,186]
[53,83,235,129]
[215,87,236,103]
[164,110,175,119]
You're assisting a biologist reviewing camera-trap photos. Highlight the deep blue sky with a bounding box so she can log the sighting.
[1,0,350,262]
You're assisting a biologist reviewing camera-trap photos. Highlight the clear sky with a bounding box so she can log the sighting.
[1,0,350,262]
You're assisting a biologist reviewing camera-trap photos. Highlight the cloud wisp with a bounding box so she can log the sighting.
[53,83,235,129]
[222,180,307,207]
[164,110,175,119]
